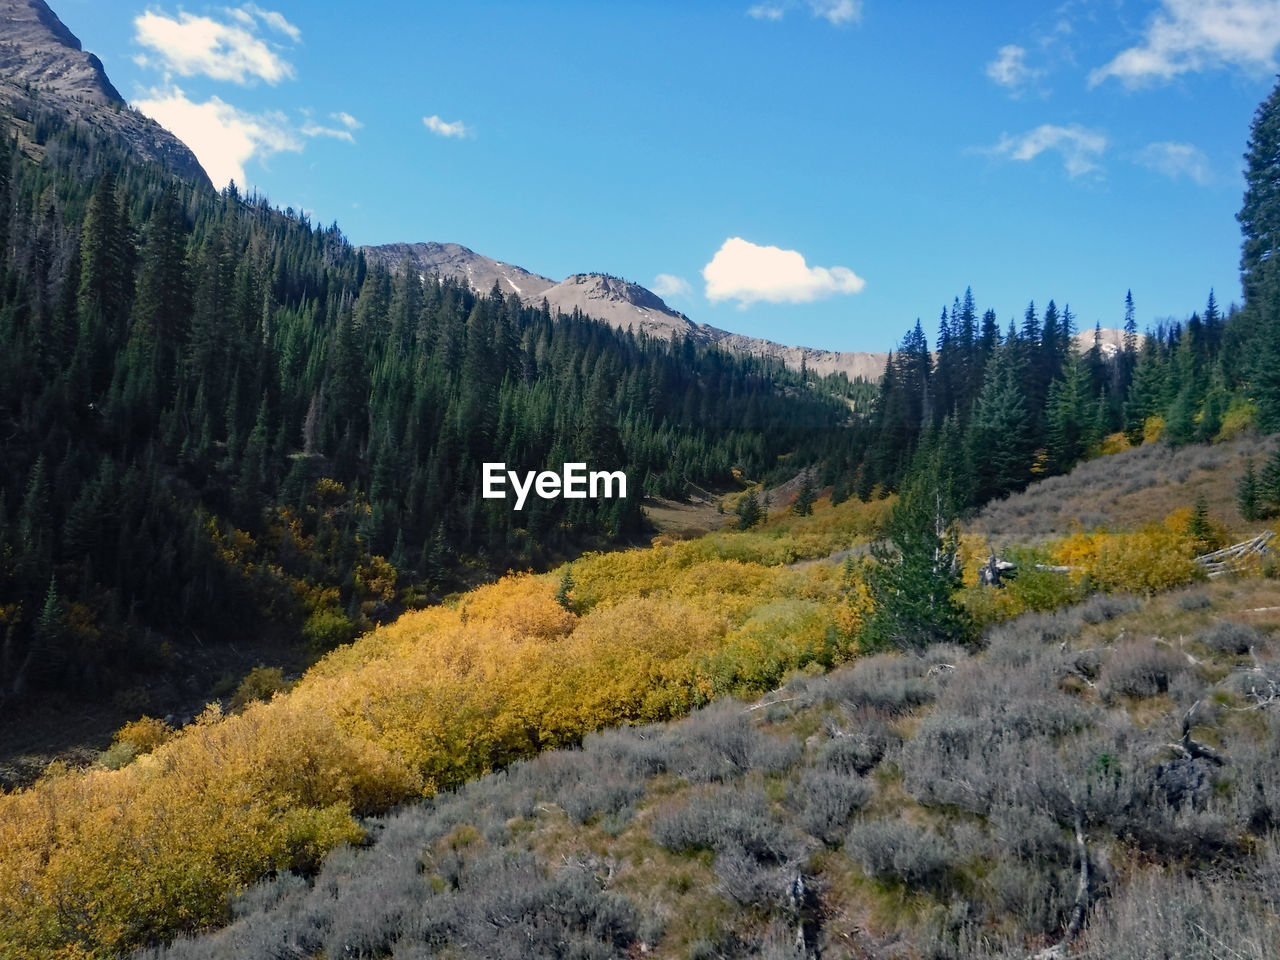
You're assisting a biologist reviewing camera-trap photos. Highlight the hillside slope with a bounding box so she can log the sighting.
[973,433,1279,540]
[0,0,210,185]
[143,580,1280,960]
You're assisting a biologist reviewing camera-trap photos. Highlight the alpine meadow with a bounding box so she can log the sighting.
[4,1,1280,958]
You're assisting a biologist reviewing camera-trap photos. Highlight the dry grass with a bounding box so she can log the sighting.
[972,433,1279,541]
[642,495,732,536]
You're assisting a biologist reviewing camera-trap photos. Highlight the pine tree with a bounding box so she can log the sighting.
[1240,75,1280,304]
[736,490,763,529]
[1198,361,1230,442]
[859,480,970,652]
[555,566,575,611]
[1124,337,1167,443]
[1238,459,1263,521]
[969,353,1033,502]
[1046,354,1093,472]
[1260,448,1280,517]
[1187,495,1215,553]
[793,470,816,516]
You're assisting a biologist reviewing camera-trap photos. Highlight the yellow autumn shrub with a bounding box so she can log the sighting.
[111,715,173,754]
[1052,517,1200,595]
[0,495,886,959]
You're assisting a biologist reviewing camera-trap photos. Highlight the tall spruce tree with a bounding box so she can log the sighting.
[1240,75,1280,304]
[859,474,970,652]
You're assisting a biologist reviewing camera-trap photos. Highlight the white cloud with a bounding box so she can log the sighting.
[810,0,861,24]
[652,274,692,299]
[986,44,1043,92]
[135,86,300,189]
[1135,140,1213,185]
[332,111,362,130]
[236,3,302,43]
[301,123,355,143]
[987,123,1107,178]
[702,238,865,308]
[134,10,295,85]
[747,0,862,25]
[423,115,471,138]
[1090,0,1280,87]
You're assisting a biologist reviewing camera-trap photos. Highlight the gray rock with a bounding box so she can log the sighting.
[0,0,211,187]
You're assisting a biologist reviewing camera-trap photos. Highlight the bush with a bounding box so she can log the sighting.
[665,703,799,782]
[1196,621,1263,656]
[650,787,800,865]
[793,768,872,844]
[1099,640,1189,699]
[1175,591,1212,611]
[824,653,935,715]
[1078,871,1278,960]
[845,820,955,890]
[111,716,175,755]
[816,724,892,776]
[1076,593,1141,624]
[230,665,291,711]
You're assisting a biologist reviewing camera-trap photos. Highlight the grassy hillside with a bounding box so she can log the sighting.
[141,577,1280,960]
[972,432,1279,541]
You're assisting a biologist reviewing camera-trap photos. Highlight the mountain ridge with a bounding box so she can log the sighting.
[362,240,892,381]
[0,0,211,187]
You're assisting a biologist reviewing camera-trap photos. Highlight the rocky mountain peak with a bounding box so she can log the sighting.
[0,0,122,103]
[0,0,211,187]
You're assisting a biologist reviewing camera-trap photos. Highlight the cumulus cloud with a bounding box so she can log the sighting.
[134,9,295,85]
[424,115,471,138]
[1090,0,1280,86]
[332,111,362,130]
[703,238,865,308]
[135,86,300,189]
[652,274,692,299]
[987,124,1107,178]
[986,44,1043,93]
[747,0,862,26]
[1135,141,1213,185]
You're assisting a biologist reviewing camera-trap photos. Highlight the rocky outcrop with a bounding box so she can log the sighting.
[0,0,211,187]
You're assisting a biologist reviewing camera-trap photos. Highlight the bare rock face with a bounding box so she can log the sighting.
[364,242,558,301]
[0,0,211,187]
[362,241,891,381]
[701,330,889,381]
[538,273,701,340]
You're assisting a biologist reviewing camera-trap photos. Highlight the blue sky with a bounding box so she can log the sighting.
[52,0,1280,352]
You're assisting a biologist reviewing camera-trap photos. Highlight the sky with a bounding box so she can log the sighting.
[49,0,1280,352]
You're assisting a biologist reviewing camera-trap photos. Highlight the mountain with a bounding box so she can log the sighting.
[0,0,210,186]
[362,241,890,381]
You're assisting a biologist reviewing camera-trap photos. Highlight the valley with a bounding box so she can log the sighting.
[2,1,1280,958]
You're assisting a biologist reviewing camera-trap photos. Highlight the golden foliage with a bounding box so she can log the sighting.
[230,665,291,712]
[1218,397,1257,441]
[1143,415,1166,444]
[1099,432,1132,456]
[111,716,173,755]
[1051,515,1201,595]
[0,494,888,958]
